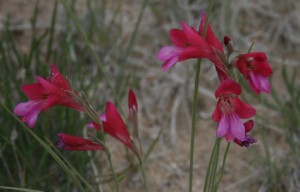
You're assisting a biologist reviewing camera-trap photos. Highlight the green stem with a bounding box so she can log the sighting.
[188,59,202,192]
[188,1,215,191]
[91,136,119,192]
[139,160,150,192]
[106,151,119,192]
[213,142,231,192]
[203,138,220,192]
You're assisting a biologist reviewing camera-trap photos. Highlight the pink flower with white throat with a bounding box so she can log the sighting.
[235,52,272,94]
[212,80,256,142]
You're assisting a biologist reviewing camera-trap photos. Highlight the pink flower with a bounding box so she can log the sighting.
[87,101,139,157]
[157,13,227,80]
[234,120,257,147]
[212,80,256,142]
[235,52,272,94]
[55,133,102,151]
[14,64,83,128]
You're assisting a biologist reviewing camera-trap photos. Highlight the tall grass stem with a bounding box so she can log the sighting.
[188,0,215,191]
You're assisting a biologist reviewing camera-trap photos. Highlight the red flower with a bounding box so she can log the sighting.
[55,133,102,151]
[234,120,257,147]
[87,101,139,157]
[235,52,272,94]
[14,64,83,128]
[157,13,227,80]
[212,80,256,141]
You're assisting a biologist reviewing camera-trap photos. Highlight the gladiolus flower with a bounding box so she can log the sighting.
[235,52,272,94]
[14,64,83,128]
[234,120,257,147]
[212,80,256,142]
[157,13,228,80]
[55,133,102,151]
[87,101,139,157]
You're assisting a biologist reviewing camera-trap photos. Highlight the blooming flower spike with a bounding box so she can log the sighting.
[212,80,256,142]
[14,64,83,128]
[235,52,272,94]
[56,133,102,151]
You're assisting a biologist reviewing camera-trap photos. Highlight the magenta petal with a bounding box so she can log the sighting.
[50,64,71,90]
[215,80,242,98]
[257,74,270,93]
[169,29,187,47]
[162,56,179,72]
[157,46,182,61]
[198,12,224,53]
[229,113,245,141]
[100,114,107,122]
[14,100,43,128]
[26,109,41,128]
[249,72,270,94]
[225,132,234,142]
[86,122,101,130]
[232,98,256,119]
[212,101,222,122]
[217,114,229,138]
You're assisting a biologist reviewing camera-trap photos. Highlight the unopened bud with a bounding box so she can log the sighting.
[223,35,234,55]
[224,35,231,45]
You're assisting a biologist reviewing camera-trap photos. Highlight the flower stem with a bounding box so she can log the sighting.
[203,138,220,192]
[188,0,215,191]
[188,59,202,192]
[213,142,231,192]
[106,151,119,192]
[139,159,150,192]
[91,136,119,192]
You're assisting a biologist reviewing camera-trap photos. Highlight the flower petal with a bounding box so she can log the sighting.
[215,80,242,98]
[231,98,256,119]
[50,64,70,90]
[244,120,254,132]
[229,112,245,141]
[212,100,222,122]
[198,12,224,53]
[169,29,188,47]
[56,133,102,151]
[217,114,229,138]
[14,100,43,128]
[21,83,46,100]
[105,101,134,149]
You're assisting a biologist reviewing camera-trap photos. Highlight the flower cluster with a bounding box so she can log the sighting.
[157,13,272,147]
[14,64,139,155]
